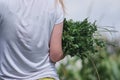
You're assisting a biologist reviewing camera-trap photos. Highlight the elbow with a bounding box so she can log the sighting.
[49,49,64,63]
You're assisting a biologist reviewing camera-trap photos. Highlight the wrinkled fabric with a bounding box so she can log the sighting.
[0,0,64,80]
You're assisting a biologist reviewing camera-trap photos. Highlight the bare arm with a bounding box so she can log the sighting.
[49,22,64,63]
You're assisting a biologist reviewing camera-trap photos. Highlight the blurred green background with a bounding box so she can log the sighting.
[57,39,120,80]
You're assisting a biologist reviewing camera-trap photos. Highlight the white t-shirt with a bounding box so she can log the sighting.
[0,0,64,80]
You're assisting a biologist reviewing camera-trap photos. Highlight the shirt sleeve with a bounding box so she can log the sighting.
[55,2,64,24]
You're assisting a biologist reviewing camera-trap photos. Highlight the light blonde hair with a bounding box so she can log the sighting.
[59,0,64,9]
[58,0,65,13]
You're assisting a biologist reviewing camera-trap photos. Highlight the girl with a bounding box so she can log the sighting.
[0,0,65,80]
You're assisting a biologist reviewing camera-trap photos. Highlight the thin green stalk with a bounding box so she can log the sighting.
[78,54,100,80]
[87,55,100,80]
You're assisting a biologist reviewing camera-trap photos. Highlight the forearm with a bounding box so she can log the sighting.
[49,49,64,63]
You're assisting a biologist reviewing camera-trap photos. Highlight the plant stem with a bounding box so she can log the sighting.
[88,55,101,80]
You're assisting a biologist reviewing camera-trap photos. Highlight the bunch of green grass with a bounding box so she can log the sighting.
[62,18,104,59]
[62,18,105,80]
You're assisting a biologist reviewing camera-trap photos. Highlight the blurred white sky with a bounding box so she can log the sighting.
[64,0,120,39]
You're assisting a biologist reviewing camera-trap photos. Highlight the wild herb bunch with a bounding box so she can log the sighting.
[62,18,104,59]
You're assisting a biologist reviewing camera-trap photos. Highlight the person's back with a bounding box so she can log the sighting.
[0,0,64,80]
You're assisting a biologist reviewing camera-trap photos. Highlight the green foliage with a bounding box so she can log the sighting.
[57,48,120,80]
[62,18,104,59]
[59,18,120,80]
[80,49,120,80]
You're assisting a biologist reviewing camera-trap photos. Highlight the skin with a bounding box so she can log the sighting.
[49,22,64,63]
